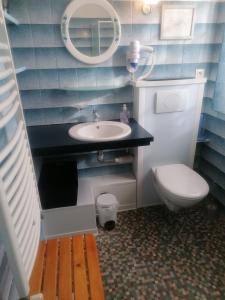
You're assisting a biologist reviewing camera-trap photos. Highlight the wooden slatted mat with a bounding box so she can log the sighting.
[29,234,105,300]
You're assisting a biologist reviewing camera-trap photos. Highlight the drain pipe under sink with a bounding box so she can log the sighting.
[97,151,133,164]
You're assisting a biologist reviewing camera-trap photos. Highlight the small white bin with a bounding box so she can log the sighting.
[97,193,118,229]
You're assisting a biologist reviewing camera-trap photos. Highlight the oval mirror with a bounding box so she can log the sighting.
[61,0,121,65]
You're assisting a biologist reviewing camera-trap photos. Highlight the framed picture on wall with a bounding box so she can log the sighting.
[160,5,195,40]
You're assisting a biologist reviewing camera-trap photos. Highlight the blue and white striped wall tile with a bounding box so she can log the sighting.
[17,69,40,90]
[16,64,217,92]
[11,44,222,71]
[202,173,225,206]
[58,69,77,89]
[8,23,225,49]
[8,0,223,25]
[213,81,225,113]
[205,130,225,157]
[213,21,225,115]
[39,70,59,90]
[201,146,225,175]
[21,85,132,110]
[199,159,225,191]
[217,2,225,23]
[203,98,225,122]
[25,102,133,126]
[204,80,216,100]
[204,114,225,139]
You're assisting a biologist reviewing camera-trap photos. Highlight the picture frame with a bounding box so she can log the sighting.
[160,5,195,40]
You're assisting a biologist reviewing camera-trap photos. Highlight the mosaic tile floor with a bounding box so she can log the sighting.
[96,199,225,300]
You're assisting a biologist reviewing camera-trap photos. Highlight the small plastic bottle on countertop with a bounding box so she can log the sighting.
[120,104,130,124]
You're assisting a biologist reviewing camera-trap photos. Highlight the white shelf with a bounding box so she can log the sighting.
[77,155,133,170]
[59,83,129,92]
[197,137,210,143]
[15,67,27,74]
[4,11,19,26]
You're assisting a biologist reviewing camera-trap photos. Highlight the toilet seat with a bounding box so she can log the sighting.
[155,164,209,201]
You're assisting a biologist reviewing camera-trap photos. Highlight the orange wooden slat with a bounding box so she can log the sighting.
[73,236,89,300]
[85,234,105,300]
[42,239,58,300]
[29,241,46,295]
[58,237,72,300]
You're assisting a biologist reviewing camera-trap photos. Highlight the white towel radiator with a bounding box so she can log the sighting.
[0,3,41,298]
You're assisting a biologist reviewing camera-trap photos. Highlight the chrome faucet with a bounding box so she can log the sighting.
[93,109,100,122]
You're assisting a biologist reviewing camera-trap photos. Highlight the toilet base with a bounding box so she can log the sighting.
[153,180,179,212]
[161,196,180,212]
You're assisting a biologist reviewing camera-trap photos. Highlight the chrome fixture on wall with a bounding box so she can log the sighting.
[126,40,155,81]
[142,0,159,15]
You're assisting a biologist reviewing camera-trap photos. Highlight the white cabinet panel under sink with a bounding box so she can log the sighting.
[41,177,97,239]
[89,173,137,211]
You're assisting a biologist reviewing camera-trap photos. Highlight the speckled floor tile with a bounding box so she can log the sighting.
[96,200,225,300]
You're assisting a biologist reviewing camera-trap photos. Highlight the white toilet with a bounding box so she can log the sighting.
[152,164,209,211]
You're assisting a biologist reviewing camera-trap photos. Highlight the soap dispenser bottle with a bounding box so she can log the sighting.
[120,104,130,124]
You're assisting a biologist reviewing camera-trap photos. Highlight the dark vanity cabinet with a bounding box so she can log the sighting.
[38,159,78,209]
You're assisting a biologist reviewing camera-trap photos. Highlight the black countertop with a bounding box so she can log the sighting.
[27,119,154,157]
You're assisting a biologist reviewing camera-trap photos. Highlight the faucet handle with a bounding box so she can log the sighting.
[93,108,100,122]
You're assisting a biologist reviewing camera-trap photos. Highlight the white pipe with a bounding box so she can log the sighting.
[97,151,133,164]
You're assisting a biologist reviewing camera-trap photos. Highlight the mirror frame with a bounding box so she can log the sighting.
[61,0,121,65]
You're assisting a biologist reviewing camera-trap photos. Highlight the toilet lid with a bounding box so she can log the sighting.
[97,193,118,208]
[155,164,209,199]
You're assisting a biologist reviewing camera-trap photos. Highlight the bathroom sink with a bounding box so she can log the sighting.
[68,121,131,142]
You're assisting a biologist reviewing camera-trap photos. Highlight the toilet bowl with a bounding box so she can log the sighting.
[152,164,209,211]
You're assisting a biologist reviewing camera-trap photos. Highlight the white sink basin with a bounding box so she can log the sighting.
[68,121,131,142]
